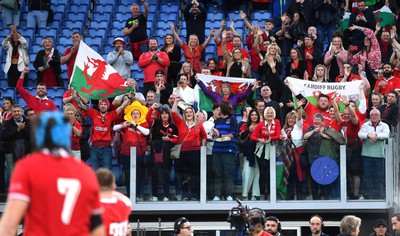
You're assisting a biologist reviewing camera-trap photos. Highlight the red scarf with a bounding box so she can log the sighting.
[381,40,391,58]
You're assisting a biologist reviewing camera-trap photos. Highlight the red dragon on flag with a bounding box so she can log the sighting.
[70,41,133,99]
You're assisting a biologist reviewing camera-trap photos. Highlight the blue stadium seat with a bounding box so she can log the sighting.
[112,20,126,29]
[64,20,84,31]
[115,12,131,20]
[60,28,81,38]
[207,4,223,12]
[98,0,115,4]
[251,19,265,27]
[205,45,215,54]
[103,45,114,54]
[205,19,221,29]
[35,36,46,45]
[87,28,107,38]
[16,96,27,108]
[147,12,155,21]
[159,12,177,23]
[116,4,130,13]
[71,0,88,4]
[89,20,109,30]
[105,36,114,45]
[47,87,66,97]
[253,11,272,20]
[179,28,186,37]
[37,27,58,41]
[227,11,242,21]
[52,12,64,23]
[0,88,16,100]
[69,3,89,13]
[56,44,68,54]
[160,3,179,12]
[101,53,108,60]
[54,0,68,5]
[156,20,174,29]
[90,44,100,52]
[18,27,35,41]
[85,36,103,48]
[0,30,10,38]
[207,12,224,21]
[154,28,167,36]
[31,44,42,54]
[27,70,37,80]
[148,4,157,13]
[59,36,72,46]
[110,28,124,38]
[92,12,112,22]
[29,53,36,63]
[47,19,61,29]
[52,3,66,13]
[94,4,114,13]
[0,80,7,88]
[119,0,134,4]
[65,12,86,21]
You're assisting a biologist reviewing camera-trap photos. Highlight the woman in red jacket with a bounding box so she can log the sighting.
[113,101,150,201]
[250,106,281,200]
[171,96,206,201]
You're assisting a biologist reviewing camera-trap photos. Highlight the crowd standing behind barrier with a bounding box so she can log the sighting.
[0,0,399,203]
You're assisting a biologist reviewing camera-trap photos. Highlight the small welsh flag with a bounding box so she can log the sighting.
[70,41,132,99]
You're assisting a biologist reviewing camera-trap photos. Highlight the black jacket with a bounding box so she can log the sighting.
[183,3,207,43]
[33,48,63,86]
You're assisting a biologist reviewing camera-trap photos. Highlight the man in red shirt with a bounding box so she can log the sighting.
[62,86,89,110]
[0,111,104,236]
[373,63,400,96]
[74,91,131,171]
[16,67,57,114]
[97,168,131,236]
[138,38,170,97]
[60,32,82,82]
[285,79,330,125]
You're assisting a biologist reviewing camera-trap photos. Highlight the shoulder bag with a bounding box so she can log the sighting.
[170,129,190,159]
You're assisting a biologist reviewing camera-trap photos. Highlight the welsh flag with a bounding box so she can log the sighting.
[374,5,395,28]
[70,41,133,99]
[286,77,363,111]
[194,74,255,112]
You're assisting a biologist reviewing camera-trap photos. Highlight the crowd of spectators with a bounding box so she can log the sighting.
[0,0,399,202]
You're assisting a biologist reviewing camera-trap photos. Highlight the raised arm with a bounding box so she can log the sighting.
[239,10,253,31]
[142,0,149,18]
[200,28,214,48]
[229,20,239,37]
[170,24,184,46]
[115,97,131,115]
[213,20,226,45]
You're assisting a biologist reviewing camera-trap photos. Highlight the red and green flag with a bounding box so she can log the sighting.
[195,74,256,112]
[70,41,132,99]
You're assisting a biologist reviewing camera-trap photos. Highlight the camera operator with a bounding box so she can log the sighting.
[247,208,273,236]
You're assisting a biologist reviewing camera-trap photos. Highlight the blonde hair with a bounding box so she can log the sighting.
[312,64,328,82]
[63,103,76,114]
[263,106,276,120]
[265,43,281,62]
[41,37,54,47]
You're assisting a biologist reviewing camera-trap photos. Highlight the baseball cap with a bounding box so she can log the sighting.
[304,34,315,40]
[155,70,165,76]
[374,219,387,228]
[113,37,125,45]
